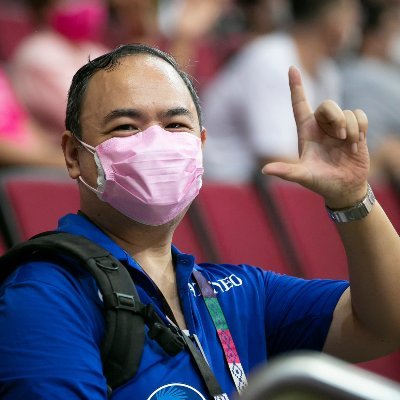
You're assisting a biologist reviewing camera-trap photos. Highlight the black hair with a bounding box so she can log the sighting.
[360,0,395,34]
[288,0,339,22]
[25,0,56,24]
[237,0,262,6]
[65,43,202,138]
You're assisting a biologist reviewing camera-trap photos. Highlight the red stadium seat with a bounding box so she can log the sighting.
[0,168,210,263]
[265,180,348,279]
[359,353,400,383]
[0,235,5,256]
[373,183,400,234]
[0,168,79,246]
[195,182,294,274]
[266,180,400,279]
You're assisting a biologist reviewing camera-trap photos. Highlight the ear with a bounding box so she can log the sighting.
[200,127,207,148]
[62,130,81,179]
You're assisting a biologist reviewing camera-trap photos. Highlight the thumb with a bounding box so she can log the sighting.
[262,161,310,185]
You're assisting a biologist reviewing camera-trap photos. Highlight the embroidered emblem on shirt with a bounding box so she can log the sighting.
[188,274,243,297]
[147,383,207,400]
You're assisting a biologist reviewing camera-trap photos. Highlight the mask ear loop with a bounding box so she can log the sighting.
[72,133,105,196]
[73,133,96,155]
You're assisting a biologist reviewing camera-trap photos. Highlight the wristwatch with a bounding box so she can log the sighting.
[326,184,376,223]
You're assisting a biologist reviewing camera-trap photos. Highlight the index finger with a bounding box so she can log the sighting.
[289,66,313,127]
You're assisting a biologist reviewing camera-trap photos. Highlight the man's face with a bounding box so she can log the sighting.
[80,54,202,145]
[318,0,360,55]
[76,54,204,188]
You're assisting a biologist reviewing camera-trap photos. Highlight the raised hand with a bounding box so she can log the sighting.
[262,66,370,209]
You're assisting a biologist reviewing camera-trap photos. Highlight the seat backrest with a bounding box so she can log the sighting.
[0,234,6,256]
[0,168,79,247]
[358,352,400,383]
[195,182,294,274]
[0,168,210,262]
[266,180,348,280]
[373,183,400,234]
[266,180,400,280]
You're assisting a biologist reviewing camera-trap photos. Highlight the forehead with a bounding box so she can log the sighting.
[80,54,197,127]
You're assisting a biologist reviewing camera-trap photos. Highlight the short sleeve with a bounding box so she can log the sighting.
[0,261,107,399]
[263,272,349,356]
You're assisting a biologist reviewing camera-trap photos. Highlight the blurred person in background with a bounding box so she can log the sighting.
[202,0,359,183]
[159,0,230,90]
[341,0,400,185]
[204,0,291,82]
[0,67,64,167]
[233,0,289,39]
[10,0,109,135]
[106,0,233,91]
[106,0,160,48]
[0,0,34,62]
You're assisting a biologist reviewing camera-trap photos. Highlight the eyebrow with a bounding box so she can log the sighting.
[102,107,195,126]
[103,109,143,125]
[162,107,195,122]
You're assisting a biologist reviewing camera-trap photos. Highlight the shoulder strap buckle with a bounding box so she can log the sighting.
[90,256,120,271]
[114,292,140,312]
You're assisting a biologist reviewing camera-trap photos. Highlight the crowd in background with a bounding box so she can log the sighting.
[0,0,399,186]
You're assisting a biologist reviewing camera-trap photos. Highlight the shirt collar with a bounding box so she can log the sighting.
[57,213,197,279]
[57,213,131,263]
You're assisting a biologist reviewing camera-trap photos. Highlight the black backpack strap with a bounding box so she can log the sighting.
[0,231,145,392]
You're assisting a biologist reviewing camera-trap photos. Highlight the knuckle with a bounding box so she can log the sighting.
[353,108,367,116]
[343,109,356,120]
[354,109,368,123]
[321,99,338,110]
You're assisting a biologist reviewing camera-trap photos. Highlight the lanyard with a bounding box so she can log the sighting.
[193,270,248,395]
[180,331,229,400]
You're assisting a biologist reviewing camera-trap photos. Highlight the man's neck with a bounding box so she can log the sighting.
[92,214,176,287]
[108,224,188,328]
[81,206,186,326]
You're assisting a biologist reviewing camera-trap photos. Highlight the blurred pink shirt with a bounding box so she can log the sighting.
[0,68,32,147]
[11,30,108,134]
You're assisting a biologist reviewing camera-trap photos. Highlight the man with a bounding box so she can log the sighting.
[11,0,108,134]
[0,43,400,399]
[341,0,400,183]
[202,0,359,182]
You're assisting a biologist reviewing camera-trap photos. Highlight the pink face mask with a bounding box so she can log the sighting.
[49,0,107,43]
[76,125,204,226]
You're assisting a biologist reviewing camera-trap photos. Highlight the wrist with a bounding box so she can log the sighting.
[326,184,376,223]
[324,183,369,210]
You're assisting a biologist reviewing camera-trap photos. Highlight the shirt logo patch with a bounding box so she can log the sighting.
[147,383,206,400]
[189,274,243,297]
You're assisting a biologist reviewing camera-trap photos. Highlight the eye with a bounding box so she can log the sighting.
[114,124,137,131]
[165,122,188,131]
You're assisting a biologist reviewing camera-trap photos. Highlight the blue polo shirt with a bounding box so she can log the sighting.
[0,213,348,399]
